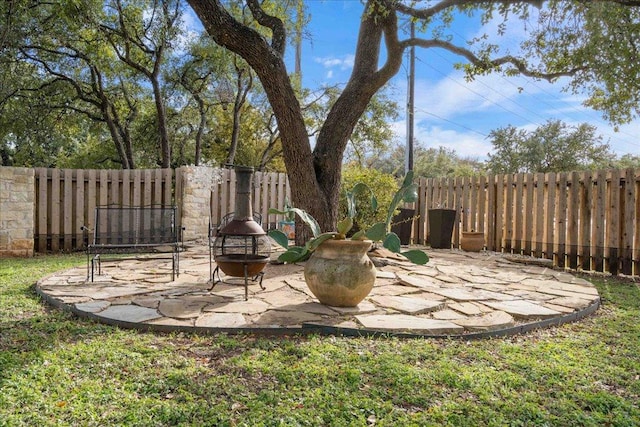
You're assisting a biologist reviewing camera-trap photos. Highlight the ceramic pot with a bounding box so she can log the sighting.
[461,232,485,252]
[304,239,376,307]
[428,209,457,249]
[278,220,295,239]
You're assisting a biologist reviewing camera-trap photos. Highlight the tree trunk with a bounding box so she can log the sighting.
[194,97,206,166]
[186,0,402,241]
[151,76,171,168]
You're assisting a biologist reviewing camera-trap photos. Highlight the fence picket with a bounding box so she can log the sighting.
[580,171,593,270]
[76,169,85,249]
[608,170,621,274]
[514,173,524,254]
[478,175,487,235]
[534,173,545,258]
[568,172,580,269]
[557,173,568,268]
[504,174,514,253]
[634,170,640,275]
[593,171,607,271]
[63,169,73,251]
[486,174,496,251]
[51,169,61,252]
[524,173,534,256]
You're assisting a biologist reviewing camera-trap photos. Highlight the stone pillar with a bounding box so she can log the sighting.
[178,166,221,242]
[0,167,35,257]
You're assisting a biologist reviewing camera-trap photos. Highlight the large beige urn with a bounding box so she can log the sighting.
[304,239,377,307]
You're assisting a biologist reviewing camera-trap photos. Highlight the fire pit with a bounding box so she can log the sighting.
[211,166,271,300]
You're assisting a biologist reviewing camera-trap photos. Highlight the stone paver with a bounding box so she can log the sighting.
[453,311,515,332]
[96,305,163,323]
[356,314,464,334]
[482,300,561,319]
[369,295,445,314]
[35,246,601,338]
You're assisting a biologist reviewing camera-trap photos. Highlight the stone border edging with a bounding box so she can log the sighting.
[35,280,601,340]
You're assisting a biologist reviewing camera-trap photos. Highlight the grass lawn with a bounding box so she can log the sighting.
[1,254,639,426]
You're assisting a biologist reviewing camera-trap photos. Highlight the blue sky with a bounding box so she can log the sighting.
[293,1,640,160]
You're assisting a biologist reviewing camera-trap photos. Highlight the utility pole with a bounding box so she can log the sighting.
[405,20,415,174]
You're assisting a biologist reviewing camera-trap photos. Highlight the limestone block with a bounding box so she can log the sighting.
[11,239,33,250]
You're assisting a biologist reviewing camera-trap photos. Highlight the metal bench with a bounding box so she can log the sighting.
[83,206,181,281]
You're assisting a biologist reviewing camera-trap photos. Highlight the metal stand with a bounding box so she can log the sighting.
[210,264,265,301]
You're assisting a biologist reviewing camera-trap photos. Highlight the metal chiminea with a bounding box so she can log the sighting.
[211,165,271,300]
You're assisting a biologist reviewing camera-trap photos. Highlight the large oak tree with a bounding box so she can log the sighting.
[186,0,640,237]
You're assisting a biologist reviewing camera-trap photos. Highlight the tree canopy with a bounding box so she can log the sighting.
[187,0,640,235]
[486,120,616,173]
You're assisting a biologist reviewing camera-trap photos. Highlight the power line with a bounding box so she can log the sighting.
[439,26,640,152]
[414,107,489,138]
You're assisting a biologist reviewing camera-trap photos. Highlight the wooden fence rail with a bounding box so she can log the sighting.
[30,166,640,276]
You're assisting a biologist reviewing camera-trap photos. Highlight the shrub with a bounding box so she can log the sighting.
[339,165,399,234]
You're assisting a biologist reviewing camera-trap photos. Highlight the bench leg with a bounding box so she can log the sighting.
[210,266,222,291]
[90,254,101,281]
[86,251,90,281]
[171,252,176,281]
[244,264,249,301]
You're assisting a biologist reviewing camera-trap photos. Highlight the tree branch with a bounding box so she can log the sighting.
[246,0,286,56]
[404,38,584,81]
[391,0,544,20]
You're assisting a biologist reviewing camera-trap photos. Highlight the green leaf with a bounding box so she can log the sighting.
[351,229,367,240]
[401,170,414,188]
[267,229,289,249]
[337,217,353,235]
[386,172,416,225]
[267,207,288,215]
[346,190,357,218]
[307,233,336,251]
[403,184,418,203]
[289,208,321,238]
[347,182,377,219]
[383,232,401,253]
[278,246,309,263]
[365,222,387,241]
[400,249,429,265]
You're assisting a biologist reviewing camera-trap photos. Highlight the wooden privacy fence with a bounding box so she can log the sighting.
[34,167,289,253]
[28,166,640,276]
[34,168,174,252]
[412,169,640,276]
[209,167,291,230]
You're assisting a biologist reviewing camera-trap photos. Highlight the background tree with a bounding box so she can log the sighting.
[486,120,616,173]
[373,144,484,178]
[187,0,640,237]
[615,154,640,169]
[98,0,182,168]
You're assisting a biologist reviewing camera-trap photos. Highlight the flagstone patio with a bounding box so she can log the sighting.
[36,245,601,338]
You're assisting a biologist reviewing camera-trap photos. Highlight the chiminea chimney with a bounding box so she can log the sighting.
[212,166,271,300]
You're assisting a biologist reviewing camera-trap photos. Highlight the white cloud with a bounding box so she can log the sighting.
[314,54,355,71]
[391,120,492,160]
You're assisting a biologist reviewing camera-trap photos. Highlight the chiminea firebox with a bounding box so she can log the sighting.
[211,166,271,300]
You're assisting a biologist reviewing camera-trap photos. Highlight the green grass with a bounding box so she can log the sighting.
[1,255,639,426]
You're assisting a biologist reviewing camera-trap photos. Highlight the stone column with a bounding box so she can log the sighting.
[0,167,35,257]
[177,166,221,242]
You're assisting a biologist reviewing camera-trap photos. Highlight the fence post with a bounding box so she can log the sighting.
[0,167,35,257]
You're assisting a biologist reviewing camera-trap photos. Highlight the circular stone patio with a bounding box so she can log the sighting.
[36,245,600,338]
